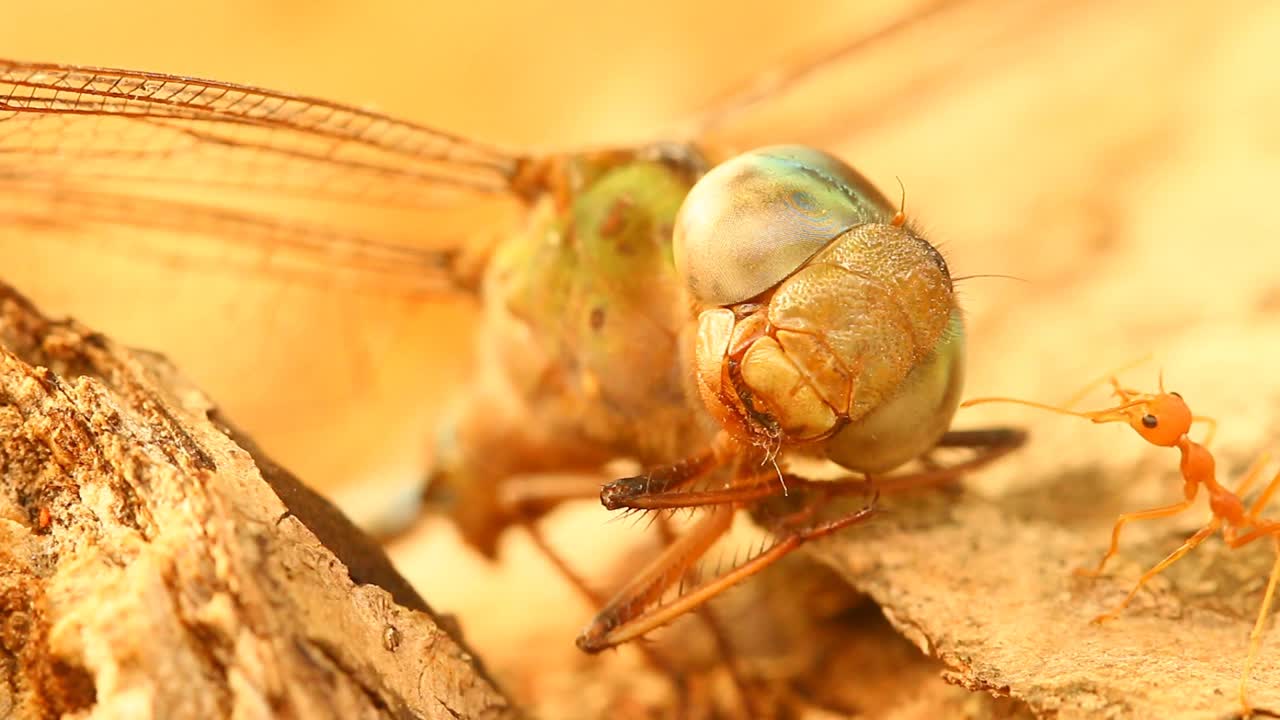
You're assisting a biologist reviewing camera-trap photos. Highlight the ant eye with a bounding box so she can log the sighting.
[1141,414,1159,429]
[1170,391,1182,399]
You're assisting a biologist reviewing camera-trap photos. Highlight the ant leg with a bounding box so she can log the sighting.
[1076,496,1200,578]
[1246,467,1280,522]
[578,497,877,652]
[1192,415,1219,447]
[1227,519,1280,548]
[1092,519,1222,624]
[1225,451,1272,500]
[1240,535,1280,718]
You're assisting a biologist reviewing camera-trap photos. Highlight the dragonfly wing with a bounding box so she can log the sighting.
[678,0,1091,155]
[0,60,542,490]
[0,59,529,295]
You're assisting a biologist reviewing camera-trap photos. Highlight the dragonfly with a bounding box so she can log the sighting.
[0,0,1056,693]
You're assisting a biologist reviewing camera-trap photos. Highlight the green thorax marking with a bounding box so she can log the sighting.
[492,155,695,352]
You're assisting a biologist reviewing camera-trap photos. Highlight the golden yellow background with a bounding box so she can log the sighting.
[5,1,1280,716]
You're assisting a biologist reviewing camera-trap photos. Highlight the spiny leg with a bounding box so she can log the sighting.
[1092,519,1222,624]
[599,443,727,510]
[578,496,876,654]
[603,427,1023,512]
[604,473,871,512]
[1076,497,1200,578]
[578,505,736,653]
[653,515,759,718]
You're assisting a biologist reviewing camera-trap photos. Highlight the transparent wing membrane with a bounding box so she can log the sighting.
[0,61,520,204]
[0,180,483,296]
[0,61,532,294]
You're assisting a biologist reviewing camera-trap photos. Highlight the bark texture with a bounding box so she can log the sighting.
[0,283,518,720]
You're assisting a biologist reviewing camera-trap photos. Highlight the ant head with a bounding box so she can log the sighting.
[1086,390,1191,447]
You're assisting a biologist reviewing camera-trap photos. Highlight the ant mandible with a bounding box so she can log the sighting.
[964,373,1280,718]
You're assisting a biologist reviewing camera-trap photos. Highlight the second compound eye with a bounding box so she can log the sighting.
[1141,414,1159,428]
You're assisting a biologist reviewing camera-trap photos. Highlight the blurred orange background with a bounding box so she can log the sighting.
[5,1,1280,715]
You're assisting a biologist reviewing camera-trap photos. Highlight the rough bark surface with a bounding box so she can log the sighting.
[0,283,518,720]
[805,461,1280,720]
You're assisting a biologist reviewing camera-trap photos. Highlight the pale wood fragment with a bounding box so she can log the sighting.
[0,283,519,720]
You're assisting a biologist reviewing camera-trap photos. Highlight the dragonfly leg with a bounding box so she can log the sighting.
[598,437,736,510]
[497,472,607,516]
[602,472,871,511]
[577,495,877,654]
[522,516,697,703]
[650,514,761,718]
[603,429,1021,511]
[879,425,1027,494]
[578,505,736,653]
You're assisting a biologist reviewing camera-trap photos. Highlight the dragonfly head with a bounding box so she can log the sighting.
[676,146,963,472]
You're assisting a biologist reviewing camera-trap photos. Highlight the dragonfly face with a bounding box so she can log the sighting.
[678,146,963,471]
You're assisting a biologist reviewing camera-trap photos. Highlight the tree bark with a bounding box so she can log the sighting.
[0,282,519,720]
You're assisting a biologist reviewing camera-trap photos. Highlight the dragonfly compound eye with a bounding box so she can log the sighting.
[674,145,898,306]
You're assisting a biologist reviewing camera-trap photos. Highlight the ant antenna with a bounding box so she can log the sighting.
[962,393,1151,429]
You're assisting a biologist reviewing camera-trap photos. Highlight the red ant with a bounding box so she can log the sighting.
[964,373,1280,717]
